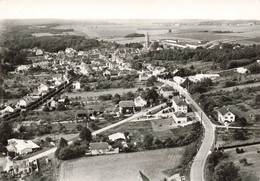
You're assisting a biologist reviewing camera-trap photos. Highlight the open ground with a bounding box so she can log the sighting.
[58,147,185,181]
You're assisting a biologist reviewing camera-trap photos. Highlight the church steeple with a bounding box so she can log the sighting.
[145,32,150,50]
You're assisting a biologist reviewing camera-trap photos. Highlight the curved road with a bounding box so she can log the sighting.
[158,78,215,181]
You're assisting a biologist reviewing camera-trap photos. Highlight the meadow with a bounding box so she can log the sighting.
[58,147,185,181]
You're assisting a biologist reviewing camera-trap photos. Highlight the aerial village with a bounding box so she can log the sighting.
[1,25,260,181]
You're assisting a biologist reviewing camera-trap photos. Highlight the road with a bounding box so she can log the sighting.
[24,103,166,162]
[158,78,215,181]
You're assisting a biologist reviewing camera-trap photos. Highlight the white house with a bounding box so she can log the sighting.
[152,67,166,76]
[236,67,250,74]
[217,107,236,123]
[134,96,147,108]
[38,84,49,95]
[35,49,43,56]
[173,76,185,85]
[108,132,126,142]
[172,96,188,113]
[7,139,40,155]
[72,81,81,90]
[1,105,15,114]
[89,142,110,155]
[16,98,28,108]
[172,112,187,124]
[188,74,220,83]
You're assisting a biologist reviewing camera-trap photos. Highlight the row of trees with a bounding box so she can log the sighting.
[143,44,260,69]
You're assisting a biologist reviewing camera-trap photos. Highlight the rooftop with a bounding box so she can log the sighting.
[90,142,109,150]
[172,96,187,106]
[119,100,134,108]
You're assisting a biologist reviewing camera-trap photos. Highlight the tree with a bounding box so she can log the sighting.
[0,121,13,146]
[55,137,68,158]
[112,93,121,105]
[255,94,260,105]
[79,127,92,142]
[214,162,240,181]
[58,137,68,148]
[146,76,157,87]
[233,129,248,140]
[143,134,154,149]
[237,117,247,127]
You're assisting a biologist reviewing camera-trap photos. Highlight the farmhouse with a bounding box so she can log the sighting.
[172,96,188,113]
[119,100,134,114]
[89,142,110,155]
[172,112,187,124]
[217,107,236,123]
[134,96,147,108]
[7,139,40,155]
[108,132,126,142]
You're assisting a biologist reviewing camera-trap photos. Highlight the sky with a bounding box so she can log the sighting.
[0,0,260,20]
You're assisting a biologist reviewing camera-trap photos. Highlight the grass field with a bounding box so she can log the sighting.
[225,144,260,180]
[58,147,185,181]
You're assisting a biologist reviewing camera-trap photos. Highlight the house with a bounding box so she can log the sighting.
[108,132,126,142]
[72,81,81,90]
[188,74,220,83]
[160,86,175,98]
[77,51,85,56]
[173,76,185,85]
[172,96,188,113]
[236,67,250,74]
[167,173,183,181]
[103,69,111,77]
[15,65,31,73]
[65,47,76,55]
[7,139,40,155]
[172,112,187,124]
[47,98,58,110]
[152,67,166,76]
[1,105,15,114]
[89,142,110,155]
[38,84,49,95]
[139,70,151,81]
[76,111,88,119]
[119,100,134,114]
[58,98,70,107]
[16,98,28,108]
[217,107,236,123]
[134,96,147,108]
[35,49,43,56]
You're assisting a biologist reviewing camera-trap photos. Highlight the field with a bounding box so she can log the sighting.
[53,23,260,45]
[58,147,185,181]
[225,144,260,180]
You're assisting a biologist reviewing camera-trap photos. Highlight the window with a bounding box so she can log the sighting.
[228,113,231,115]
[225,117,228,119]
[230,117,233,119]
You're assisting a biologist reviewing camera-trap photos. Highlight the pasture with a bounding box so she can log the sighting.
[58,147,185,181]
[225,144,260,180]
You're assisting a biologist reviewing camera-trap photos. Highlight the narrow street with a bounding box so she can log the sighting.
[158,78,215,181]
